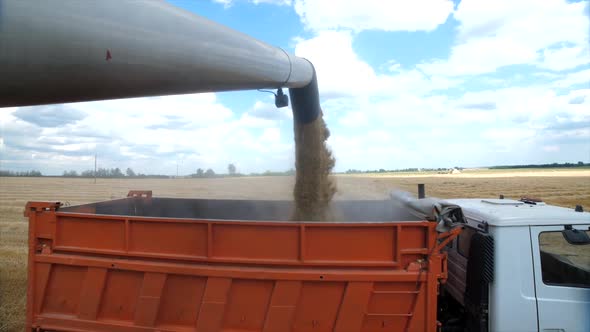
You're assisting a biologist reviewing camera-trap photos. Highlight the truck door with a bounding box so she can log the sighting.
[530,225,590,331]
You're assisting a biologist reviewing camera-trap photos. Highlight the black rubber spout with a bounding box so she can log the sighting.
[289,65,321,124]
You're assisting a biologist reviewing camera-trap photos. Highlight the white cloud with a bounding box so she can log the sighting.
[294,0,454,32]
[551,68,590,88]
[420,0,589,76]
[294,30,461,98]
[419,37,538,76]
[328,130,416,170]
[543,145,560,152]
[290,19,589,169]
[294,31,376,96]
[238,100,293,129]
[338,111,369,127]
[480,127,537,143]
[384,60,402,73]
[537,45,590,71]
[3,1,589,174]
[0,94,297,175]
[3,84,588,174]
[322,82,590,170]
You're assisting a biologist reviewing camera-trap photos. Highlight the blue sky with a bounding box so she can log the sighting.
[1,0,589,175]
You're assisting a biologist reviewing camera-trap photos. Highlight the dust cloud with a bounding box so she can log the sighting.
[292,112,337,221]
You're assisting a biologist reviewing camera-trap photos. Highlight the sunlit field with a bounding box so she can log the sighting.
[1,170,588,331]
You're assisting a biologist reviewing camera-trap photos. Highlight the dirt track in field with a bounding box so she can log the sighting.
[1,171,589,331]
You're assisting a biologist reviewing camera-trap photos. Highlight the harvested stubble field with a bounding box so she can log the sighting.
[1,169,589,331]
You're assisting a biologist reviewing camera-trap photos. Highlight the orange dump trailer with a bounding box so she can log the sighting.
[25,191,459,332]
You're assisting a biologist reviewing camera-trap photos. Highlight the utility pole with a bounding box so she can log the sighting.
[94,154,97,184]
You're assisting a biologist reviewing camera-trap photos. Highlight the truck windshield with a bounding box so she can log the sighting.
[539,231,590,288]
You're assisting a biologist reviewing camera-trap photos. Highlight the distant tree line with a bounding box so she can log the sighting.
[344,167,459,174]
[189,164,243,178]
[62,167,170,178]
[0,170,43,177]
[490,161,588,169]
[189,165,296,178]
[343,162,589,174]
[6,161,587,179]
[252,169,295,176]
[190,168,218,178]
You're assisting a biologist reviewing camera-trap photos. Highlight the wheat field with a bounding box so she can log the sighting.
[1,170,589,331]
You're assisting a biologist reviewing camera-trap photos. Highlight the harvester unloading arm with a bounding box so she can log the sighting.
[0,0,320,123]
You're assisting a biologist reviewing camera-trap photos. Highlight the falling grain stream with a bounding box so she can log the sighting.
[292,112,337,221]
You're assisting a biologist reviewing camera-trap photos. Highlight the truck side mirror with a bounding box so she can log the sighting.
[562,226,590,245]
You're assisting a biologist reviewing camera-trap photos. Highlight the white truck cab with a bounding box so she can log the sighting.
[441,198,590,332]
